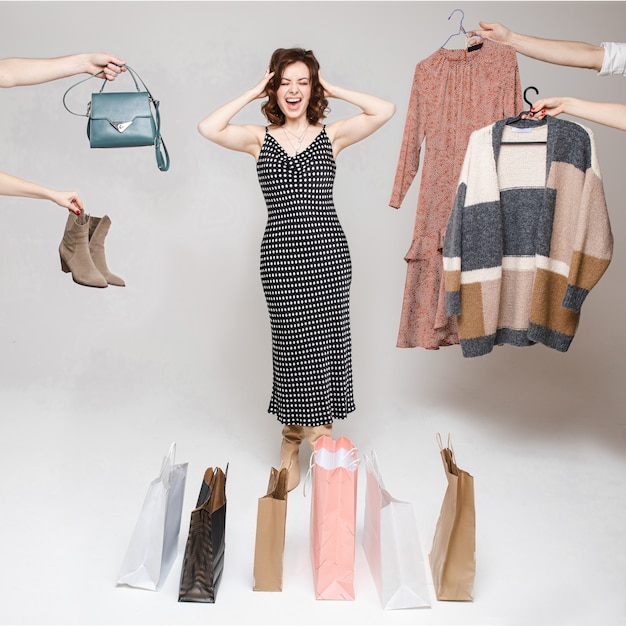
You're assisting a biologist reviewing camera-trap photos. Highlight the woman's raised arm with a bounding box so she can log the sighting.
[198,70,275,157]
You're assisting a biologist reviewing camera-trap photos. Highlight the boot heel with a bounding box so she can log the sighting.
[60,254,70,273]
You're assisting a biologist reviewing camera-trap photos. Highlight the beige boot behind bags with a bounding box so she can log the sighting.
[279,425,304,492]
[279,423,333,492]
[88,215,125,287]
[279,423,333,491]
[304,424,333,450]
[59,212,107,288]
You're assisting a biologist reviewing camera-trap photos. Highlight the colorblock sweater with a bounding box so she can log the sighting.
[442,116,613,358]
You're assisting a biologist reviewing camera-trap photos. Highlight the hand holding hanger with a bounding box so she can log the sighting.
[466,21,605,70]
[531,97,626,130]
[519,86,546,120]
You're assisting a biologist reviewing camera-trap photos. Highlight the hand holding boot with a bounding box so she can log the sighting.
[0,171,82,213]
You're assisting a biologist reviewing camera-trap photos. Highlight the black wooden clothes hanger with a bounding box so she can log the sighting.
[523,86,539,111]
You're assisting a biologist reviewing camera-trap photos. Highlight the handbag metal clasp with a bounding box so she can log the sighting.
[108,120,133,133]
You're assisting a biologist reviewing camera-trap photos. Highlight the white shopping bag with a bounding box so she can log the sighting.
[117,442,188,590]
[363,451,431,609]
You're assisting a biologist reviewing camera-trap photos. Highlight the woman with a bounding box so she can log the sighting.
[470,22,626,131]
[198,48,395,490]
[1,52,126,212]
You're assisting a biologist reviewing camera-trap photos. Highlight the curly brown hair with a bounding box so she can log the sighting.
[261,48,328,125]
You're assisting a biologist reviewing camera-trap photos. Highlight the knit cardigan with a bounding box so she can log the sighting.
[442,116,613,358]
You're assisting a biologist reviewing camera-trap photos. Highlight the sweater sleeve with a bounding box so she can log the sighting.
[442,141,472,317]
[442,186,465,316]
[389,64,427,209]
[561,127,613,311]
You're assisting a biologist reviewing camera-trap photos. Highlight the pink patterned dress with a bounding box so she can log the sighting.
[389,39,522,349]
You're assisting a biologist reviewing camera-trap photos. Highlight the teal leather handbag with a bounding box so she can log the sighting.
[63,65,169,172]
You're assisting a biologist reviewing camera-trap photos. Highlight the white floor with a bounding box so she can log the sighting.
[1,350,625,626]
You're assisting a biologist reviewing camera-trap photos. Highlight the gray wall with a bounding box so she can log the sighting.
[2,1,625,449]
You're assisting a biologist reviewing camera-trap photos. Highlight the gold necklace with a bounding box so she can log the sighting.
[284,125,309,141]
[282,125,309,155]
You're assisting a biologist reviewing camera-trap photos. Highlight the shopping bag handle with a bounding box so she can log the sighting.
[363,450,387,490]
[157,442,177,486]
[302,446,359,497]
[303,453,314,498]
[436,432,455,456]
[436,432,461,476]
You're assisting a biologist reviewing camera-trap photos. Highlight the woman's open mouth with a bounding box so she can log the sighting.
[285,97,301,110]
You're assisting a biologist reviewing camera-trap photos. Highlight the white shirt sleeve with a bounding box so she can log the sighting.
[599,42,626,76]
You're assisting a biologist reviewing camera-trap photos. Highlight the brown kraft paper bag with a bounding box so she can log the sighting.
[429,434,476,601]
[253,467,288,591]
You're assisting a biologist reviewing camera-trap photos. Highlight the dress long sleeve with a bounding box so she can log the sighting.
[388,40,522,349]
[389,65,426,210]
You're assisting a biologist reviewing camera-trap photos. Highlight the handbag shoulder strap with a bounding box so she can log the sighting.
[152,98,170,172]
[126,66,170,172]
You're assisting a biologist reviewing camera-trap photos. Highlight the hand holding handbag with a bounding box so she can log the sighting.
[63,65,170,171]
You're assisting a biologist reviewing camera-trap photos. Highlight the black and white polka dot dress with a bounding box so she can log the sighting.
[257,126,355,426]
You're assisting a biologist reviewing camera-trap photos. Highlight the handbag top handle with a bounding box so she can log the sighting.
[62,65,155,117]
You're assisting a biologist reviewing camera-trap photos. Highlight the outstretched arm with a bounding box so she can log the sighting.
[0,172,83,213]
[322,76,395,156]
[530,97,626,131]
[0,53,126,87]
[197,70,274,158]
[470,22,604,70]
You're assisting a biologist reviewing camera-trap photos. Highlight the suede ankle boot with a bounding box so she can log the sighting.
[88,215,125,286]
[304,423,333,451]
[59,213,108,288]
[279,424,304,491]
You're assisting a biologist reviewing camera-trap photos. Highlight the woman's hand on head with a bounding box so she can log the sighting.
[318,73,334,98]
[252,69,275,99]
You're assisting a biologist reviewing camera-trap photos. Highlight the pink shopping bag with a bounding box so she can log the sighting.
[308,435,359,600]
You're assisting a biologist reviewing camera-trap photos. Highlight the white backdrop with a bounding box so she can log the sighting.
[1,2,625,625]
